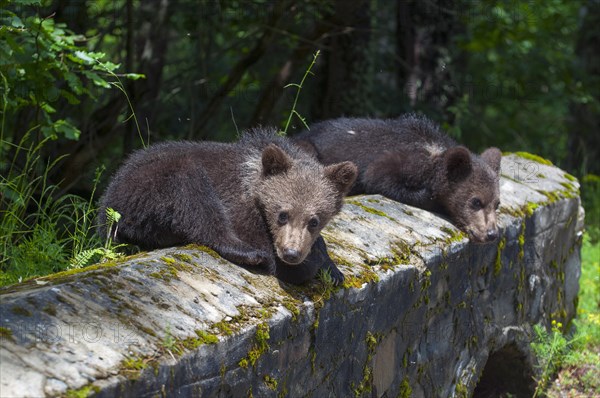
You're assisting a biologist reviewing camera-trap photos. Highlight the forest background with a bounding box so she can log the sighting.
[1,0,598,288]
[1,1,599,395]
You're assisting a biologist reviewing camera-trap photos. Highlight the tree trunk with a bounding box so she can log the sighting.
[313,0,373,120]
[190,1,292,139]
[567,0,600,175]
[249,19,335,127]
[57,0,174,192]
[395,0,462,118]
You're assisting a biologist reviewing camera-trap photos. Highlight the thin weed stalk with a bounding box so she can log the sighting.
[280,50,320,136]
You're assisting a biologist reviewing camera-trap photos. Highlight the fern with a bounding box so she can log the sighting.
[71,248,105,269]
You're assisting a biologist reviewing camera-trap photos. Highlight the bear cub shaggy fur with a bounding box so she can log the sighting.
[295,114,502,243]
[99,129,358,284]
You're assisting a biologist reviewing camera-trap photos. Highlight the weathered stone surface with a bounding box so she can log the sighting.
[0,154,583,397]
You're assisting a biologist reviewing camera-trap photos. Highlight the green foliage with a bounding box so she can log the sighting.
[531,321,572,397]
[530,232,600,396]
[450,0,595,163]
[576,233,600,348]
[0,1,139,286]
[0,126,126,285]
[581,174,600,242]
[0,0,122,142]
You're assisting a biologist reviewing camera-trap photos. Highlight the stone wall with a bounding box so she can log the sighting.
[0,154,583,397]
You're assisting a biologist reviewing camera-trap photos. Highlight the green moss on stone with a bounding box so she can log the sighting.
[264,375,278,390]
[440,226,454,235]
[560,181,575,192]
[329,252,353,268]
[455,381,469,398]
[40,303,56,316]
[11,306,31,317]
[564,173,577,182]
[391,240,412,264]
[41,261,119,282]
[444,291,451,305]
[538,190,561,203]
[513,151,553,166]
[238,322,270,368]
[0,327,14,342]
[494,237,506,276]
[214,320,233,336]
[172,253,194,263]
[421,270,432,292]
[185,244,222,259]
[518,223,526,260]
[342,267,379,289]
[347,200,396,221]
[398,377,412,398]
[65,385,100,398]
[122,356,148,371]
[160,256,176,265]
[282,300,300,322]
[181,329,219,349]
[137,324,157,337]
[525,202,539,217]
[353,332,379,397]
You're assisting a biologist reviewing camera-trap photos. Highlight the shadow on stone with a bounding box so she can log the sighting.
[473,343,536,398]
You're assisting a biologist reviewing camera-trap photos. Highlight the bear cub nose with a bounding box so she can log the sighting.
[486,229,499,242]
[282,248,301,264]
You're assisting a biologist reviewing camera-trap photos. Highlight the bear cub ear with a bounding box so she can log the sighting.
[444,146,472,182]
[480,147,502,175]
[325,161,358,194]
[262,144,292,177]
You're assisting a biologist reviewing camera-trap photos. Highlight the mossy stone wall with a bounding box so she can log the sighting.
[0,154,583,397]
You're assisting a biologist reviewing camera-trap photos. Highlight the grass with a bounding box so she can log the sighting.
[532,230,600,397]
[280,50,320,136]
[0,64,141,287]
[0,132,108,286]
[0,135,126,286]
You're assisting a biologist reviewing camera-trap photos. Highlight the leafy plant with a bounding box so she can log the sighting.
[0,1,123,143]
[531,321,571,397]
[70,206,126,269]
[531,232,600,396]
[0,132,125,284]
[0,1,141,285]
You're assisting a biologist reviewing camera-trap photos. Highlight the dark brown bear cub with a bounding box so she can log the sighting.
[295,115,502,243]
[99,128,357,284]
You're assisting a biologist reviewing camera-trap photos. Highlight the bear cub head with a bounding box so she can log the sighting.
[257,144,357,265]
[437,146,502,244]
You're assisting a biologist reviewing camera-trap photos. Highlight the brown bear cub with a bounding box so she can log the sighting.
[295,114,502,243]
[99,128,357,284]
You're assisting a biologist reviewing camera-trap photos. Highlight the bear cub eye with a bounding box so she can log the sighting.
[470,198,483,210]
[278,211,289,225]
[308,217,320,229]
